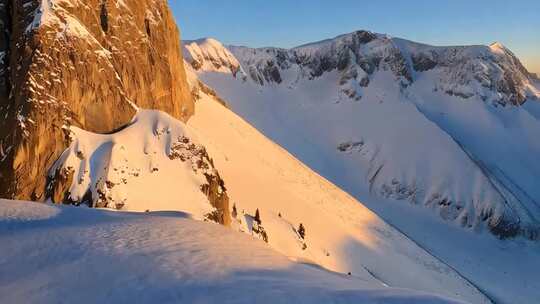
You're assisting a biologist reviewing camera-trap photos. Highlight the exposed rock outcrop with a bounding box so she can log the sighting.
[46,166,75,205]
[0,0,193,201]
[201,172,231,226]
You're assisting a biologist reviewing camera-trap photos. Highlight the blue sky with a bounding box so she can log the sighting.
[171,1,540,74]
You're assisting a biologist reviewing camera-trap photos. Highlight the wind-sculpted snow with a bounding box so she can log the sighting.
[0,199,60,221]
[183,32,540,241]
[46,110,230,225]
[0,200,470,304]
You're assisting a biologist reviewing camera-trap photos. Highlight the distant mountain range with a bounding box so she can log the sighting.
[183,32,540,240]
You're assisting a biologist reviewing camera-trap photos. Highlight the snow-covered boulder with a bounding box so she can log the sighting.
[46,110,231,225]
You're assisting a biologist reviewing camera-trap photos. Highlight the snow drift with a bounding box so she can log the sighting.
[46,110,230,225]
[0,199,471,304]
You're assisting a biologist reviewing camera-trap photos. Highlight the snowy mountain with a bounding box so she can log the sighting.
[1,1,538,302]
[185,32,538,106]
[188,82,494,303]
[1,27,494,300]
[183,31,540,241]
[42,84,490,303]
[0,62,495,302]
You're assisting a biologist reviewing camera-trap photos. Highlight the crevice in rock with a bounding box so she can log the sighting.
[144,19,151,37]
[100,0,108,33]
[46,166,75,205]
[0,0,13,197]
[0,0,12,105]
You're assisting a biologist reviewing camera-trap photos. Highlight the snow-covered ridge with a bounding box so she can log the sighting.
[184,30,539,106]
[184,32,540,241]
[46,110,230,224]
[183,38,245,77]
[0,199,60,221]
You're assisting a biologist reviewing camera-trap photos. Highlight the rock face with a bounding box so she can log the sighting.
[201,172,231,226]
[0,0,193,200]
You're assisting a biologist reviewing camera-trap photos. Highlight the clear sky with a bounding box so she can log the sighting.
[171,0,540,74]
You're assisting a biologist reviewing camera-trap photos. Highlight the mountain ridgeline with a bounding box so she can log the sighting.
[185,31,538,106]
[0,0,194,202]
[184,31,540,240]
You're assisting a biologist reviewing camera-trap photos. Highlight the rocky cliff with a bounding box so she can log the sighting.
[0,0,194,201]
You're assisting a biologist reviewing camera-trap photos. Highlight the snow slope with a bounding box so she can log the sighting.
[184,33,540,240]
[0,200,467,304]
[183,33,540,304]
[188,90,489,303]
[38,86,489,302]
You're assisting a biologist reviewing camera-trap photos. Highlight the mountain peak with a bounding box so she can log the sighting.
[293,30,381,49]
[185,31,539,105]
[489,41,509,53]
[183,38,243,76]
[189,37,226,48]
